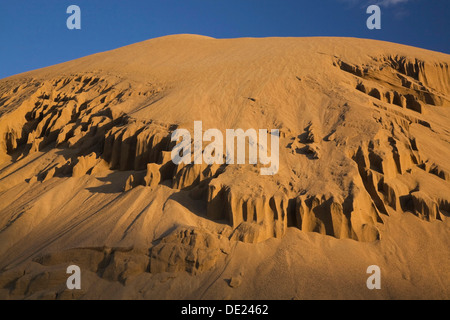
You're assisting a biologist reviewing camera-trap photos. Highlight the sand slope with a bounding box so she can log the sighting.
[0,35,449,299]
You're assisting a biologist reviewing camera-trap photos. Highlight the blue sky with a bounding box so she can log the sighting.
[0,0,449,79]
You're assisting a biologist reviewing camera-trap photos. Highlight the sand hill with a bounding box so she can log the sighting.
[0,34,449,299]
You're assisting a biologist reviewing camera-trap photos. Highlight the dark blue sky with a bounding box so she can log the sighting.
[1,0,449,79]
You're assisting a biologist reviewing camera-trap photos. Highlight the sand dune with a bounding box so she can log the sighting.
[0,35,449,299]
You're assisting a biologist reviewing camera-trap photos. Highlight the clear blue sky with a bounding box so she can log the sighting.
[0,0,449,79]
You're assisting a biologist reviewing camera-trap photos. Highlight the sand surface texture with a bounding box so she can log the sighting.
[0,35,449,299]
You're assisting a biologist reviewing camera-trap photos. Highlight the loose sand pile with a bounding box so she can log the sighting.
[0,35,449,299]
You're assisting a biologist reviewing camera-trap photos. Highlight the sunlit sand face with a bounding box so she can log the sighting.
[0,34,449,300]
